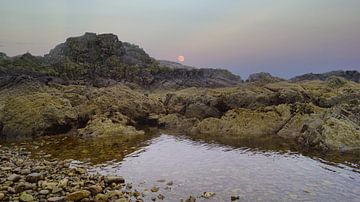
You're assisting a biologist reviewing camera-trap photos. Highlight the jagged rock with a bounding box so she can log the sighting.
[247,72,284,83]
[290,70,360,83]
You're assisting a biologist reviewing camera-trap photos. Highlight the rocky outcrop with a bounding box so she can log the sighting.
[290,70,360,83]
[0,33,241,88]
[246,72,285,83]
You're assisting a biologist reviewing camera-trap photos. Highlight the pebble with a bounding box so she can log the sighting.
[26,173,43,183]
[47,196,66,202]
[202,192,215,198]
[231,195,240,201]
[157,194,165,200]
[7,174,22,182]
[66,190,91,201]
[39,189,50,195]
[104,176,125,184]
[151,187,159,192]
[166,181,173,186]
[20,192,34,202]
[0,192,5,200]
[87,185,103,194]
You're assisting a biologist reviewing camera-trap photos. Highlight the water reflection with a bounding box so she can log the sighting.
[90,134,360,201]
[5,133,360,201]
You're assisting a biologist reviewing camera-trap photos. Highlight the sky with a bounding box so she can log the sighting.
[0,0,359,78]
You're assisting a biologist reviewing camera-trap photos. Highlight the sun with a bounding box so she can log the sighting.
[177,55,185,63]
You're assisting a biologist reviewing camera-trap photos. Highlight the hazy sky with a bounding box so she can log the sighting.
[0,0,359,78]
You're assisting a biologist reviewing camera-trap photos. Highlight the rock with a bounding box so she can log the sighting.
[166,181,173,186]
[87,185,103,194]
[202,192,215,198]
[104,176,125,184]
[185,196,196,202]
[157,194,165,200]
[47,196,66,202]
[26,173,43,183]
[247,72,284,83]
[39,190,50,195]
[7,174,21,182]
[58,178,69,188]
[19,192,34,202]
[20,169,31,175]
[151,187,159,192]
[0,192,5,200]
[65,190,91,201]
[231,195,240,201]
[94,194,108,202]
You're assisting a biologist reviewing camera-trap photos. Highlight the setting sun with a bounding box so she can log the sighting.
[177,55,185,63]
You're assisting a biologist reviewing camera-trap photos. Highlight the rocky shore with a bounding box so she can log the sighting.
[0,33,360,153]
[0,144,169,202]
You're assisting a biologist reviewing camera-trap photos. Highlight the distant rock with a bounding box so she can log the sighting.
[158,60,195,70]
[246,72,285,83]
[45,32,154,67]
[0,33,241,88]
[290,70,360,83]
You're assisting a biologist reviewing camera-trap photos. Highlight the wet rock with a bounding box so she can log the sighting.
[26,173,43,183]
[94,194,108,202]
[104,176,125,184]
[202,192,215,198]
[157,194,165,200]
[185,196,196,202]
[65,190,91,201]
[151,187,159,192]
[7,174,21,182]
[19,192,34,202]
[87,185,103,194]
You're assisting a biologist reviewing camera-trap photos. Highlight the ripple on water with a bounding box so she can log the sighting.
[9,133,360,201]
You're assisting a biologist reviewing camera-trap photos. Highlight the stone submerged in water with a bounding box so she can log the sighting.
[104,176,125,184]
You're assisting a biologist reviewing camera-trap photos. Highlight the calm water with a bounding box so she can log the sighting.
[12,134,360,201]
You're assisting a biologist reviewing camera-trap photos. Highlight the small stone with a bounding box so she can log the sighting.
[104,176,125,184]
[186,196,196,202]
[20,192,34,202]
[20,169,31,175]
[157,179,166,183]
[166,181,173,186]
[0,192,5,200]
[7,174,22,182]
[26,173,43,183]
[202,192,215,198]
[157,194,165,200]
[151,187,159,192]
[231,195,240,201]
[66,190,91,201]
[94,194,108,202]
[58,178,69,188]
[47,196,66,202]
[39,190,50,195]
[87,185,103,194]
[51,186,62,194]
[74,167,86,174]
[151,196,156,201]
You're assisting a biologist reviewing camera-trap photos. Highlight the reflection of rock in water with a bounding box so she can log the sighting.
[20,134,156,164]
